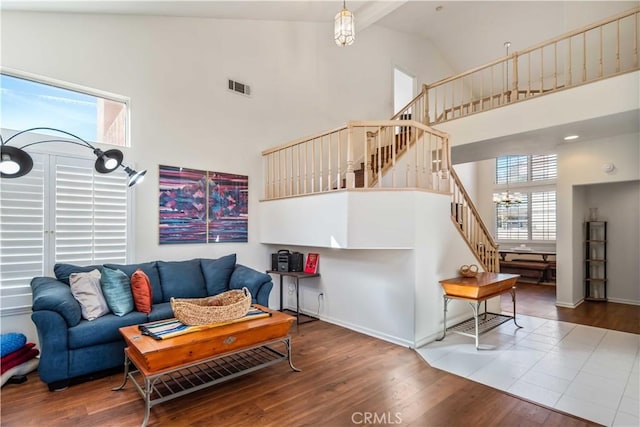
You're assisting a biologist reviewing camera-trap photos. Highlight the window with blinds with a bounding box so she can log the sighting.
[0,154,130,315]
[494,154,557,242]
[0,154,46,315]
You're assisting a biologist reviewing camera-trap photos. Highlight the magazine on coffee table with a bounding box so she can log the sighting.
[139,306,271,340]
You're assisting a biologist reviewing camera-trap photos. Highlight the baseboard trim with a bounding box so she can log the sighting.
[555,300,581,308]
[288,306,414,348]
[607,297,640,306]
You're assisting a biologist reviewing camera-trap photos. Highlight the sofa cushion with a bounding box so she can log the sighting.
[200,254,236,296]
[147,302,174,322]
[130,269,153,314]
[69,269,110,321]
[54,264,103,285]
[229,265,272,304]
[104,262,163,304]
[100,267,134,316]
[157,259,207,300]
[68,311,148,349]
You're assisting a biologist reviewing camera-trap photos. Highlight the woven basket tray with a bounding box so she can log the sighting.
[170,287,252,326]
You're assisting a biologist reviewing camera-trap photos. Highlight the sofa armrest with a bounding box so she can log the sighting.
[31,277,82,327]
[31,310,70,385]
[229,265,273,307]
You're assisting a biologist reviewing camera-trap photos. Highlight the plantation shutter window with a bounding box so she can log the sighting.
[0,154,46,315]
[54,156,128,265]
[0,153,131,315]
[494,154,557,242]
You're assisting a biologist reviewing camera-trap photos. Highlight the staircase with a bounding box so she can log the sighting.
[262,7,639,273]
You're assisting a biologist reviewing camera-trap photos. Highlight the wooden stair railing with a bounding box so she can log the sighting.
[366,127,418,186]
[425,7,639,125]
[448,167,500,272]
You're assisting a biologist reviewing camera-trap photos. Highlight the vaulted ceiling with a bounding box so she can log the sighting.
[3,1,638,155]
[3,1,638,76]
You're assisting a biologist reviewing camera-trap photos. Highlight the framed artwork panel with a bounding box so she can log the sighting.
[159,165,208,244]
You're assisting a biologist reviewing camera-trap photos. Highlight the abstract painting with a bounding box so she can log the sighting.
[208,171,248,243]
[159,165,208,244]
[159,166,248,244]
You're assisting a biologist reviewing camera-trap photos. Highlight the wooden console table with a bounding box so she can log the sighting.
[266,270,320,324]
[436,272,521,350]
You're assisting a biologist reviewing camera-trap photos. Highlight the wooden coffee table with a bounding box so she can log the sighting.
[113,306,298,427]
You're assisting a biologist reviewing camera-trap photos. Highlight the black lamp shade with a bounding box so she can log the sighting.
[122,165,146,187]
[0,146,34,178]
[94,149,124,173]
[127,169,146,187]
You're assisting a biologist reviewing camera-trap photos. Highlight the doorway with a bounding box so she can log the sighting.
[393,67,416,115]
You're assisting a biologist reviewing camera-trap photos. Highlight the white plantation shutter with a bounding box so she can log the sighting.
[531,155,557,181]
[494,154,557,242]
[0,154,46,314]
[54,156,128,265]
[0,153,131,315]
[531,191,557,240]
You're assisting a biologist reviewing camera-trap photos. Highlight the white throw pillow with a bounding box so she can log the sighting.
[69,269,110,320]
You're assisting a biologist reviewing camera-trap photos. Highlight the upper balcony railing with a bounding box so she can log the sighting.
[262,120,449,200]
[425,7,639,124]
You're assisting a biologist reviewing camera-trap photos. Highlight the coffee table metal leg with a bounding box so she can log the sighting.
[141,377,152,427]
[112,351,130,391]
[285,337,301,372]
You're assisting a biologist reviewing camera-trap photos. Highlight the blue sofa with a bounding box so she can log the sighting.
[30,254,273,390]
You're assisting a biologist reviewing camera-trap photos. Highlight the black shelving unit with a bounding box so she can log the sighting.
[585,221,607,301]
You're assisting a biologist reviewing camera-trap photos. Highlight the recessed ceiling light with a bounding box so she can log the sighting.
[564,135,579,141]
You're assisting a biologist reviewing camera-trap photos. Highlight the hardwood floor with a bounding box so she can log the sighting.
[501,282,640,335]
[1,319,601,427]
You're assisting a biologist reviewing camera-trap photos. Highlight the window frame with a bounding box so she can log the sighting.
[493,154,557,244]
[0,150,134,316]
[0,67,131,148]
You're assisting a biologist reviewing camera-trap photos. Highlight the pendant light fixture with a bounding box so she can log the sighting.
[334,0,355,46]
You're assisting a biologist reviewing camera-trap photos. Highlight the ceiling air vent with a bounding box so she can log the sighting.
[228,79,251,96]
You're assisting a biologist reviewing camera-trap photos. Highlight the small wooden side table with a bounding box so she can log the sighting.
[436,272,521,349]
[266,270,320,324]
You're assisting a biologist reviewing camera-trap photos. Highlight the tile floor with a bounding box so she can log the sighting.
[417,314,640,426]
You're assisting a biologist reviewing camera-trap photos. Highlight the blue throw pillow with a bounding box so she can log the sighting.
[0,333,27,357]
[200,254,236,296]
[104,261,163,304]
[157,259,207,300]
[100,267,134,316]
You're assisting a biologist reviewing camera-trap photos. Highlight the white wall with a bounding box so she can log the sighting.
[455,129,639,308]
[0,11,454,338]
[263,190,482,347]
[557,134,640,306]
[582,180,640,304]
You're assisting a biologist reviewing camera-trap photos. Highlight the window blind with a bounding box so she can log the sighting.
[531,154,557,181]
[495,194,529,240]
[0,153,130,315]
[54,156,128,265]
[531,191,557,240]
[0,154,45,314]
[494,154,557,242]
